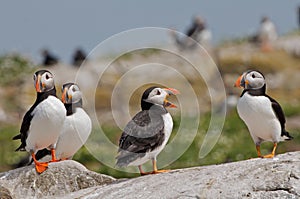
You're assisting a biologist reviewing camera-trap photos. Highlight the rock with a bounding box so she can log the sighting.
[0,160,115,198]
[1,152,299,198]
[0,185,12,199]
[64,152,300,199]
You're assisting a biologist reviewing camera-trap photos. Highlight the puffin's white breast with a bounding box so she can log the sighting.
[237,92,281,143]
[26,96,66,151]
[55,108,92,159]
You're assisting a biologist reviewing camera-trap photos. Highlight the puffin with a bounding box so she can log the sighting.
[116,86,179,175]
[34,83,92,161]
[13,70,66,173]
[234,70,293,158]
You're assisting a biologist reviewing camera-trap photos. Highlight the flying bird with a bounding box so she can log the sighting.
[13,70,66,173]
[116,86,179,175]
[34,83,92,161]
[235,70,293,158]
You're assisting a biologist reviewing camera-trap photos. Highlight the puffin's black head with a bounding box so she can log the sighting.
[33,70,55,93]
[141,86,179,110]
[61,83,82,105]
[234,70,266,90]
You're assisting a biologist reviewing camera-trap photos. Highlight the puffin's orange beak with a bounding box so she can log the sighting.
[61,88,67,103]
[163,88,180,108]
[234,75,243,88]
[35,75,42,92]
[164,88,180,95]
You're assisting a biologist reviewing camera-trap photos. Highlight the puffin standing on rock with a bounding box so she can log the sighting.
[34,83,92,161]
[13,70,66,173]
[234,70,293,158]
[116,86,179,175]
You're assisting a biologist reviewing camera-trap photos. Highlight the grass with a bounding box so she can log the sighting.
[116,48,162,61]
[218,50,300,74]
[0,124,28,171]
[76,106,297,178]
[0,54,36,86]
[73,110,300,178]
[0,43,300,179]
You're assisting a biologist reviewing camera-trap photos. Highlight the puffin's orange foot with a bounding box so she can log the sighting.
[35,162,48,174]
[151,169,171,174]
[140,171,153,176]
[140,169,170,176]
[262,153,275,158]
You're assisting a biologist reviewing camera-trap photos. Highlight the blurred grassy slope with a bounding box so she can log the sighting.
[1,45,300,178]
[71,110,300,179]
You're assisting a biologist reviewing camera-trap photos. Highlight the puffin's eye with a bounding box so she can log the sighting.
[156,90,161,95]
[33,74,36,81]
[72,86,76,92]
[45,73,50,80]
[252,73,256,78]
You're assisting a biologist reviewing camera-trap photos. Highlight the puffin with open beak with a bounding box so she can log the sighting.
[116,86,179,175]
[13,70,66,173]
[234,70,293,158]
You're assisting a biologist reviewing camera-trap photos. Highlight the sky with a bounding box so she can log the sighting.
[1,1,300,63]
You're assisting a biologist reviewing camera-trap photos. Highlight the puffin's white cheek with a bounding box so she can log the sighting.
[157,95,167,105]
[149,96,163,105]
[42,77,53,87]
[72,92,82,103]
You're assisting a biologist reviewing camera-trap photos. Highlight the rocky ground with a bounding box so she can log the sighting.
[0,152,299,199]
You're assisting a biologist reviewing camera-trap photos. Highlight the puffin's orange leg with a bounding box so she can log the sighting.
[138,165,156,176]
[256,145,262,158]
[138,165,148,176]
[263,143,277,158]
[50,148,59,162]
[151,159,170,174]
[31,153,48,174]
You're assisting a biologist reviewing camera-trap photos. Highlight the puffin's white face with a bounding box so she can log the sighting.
[33,70,54,93]
[235,70,265,89]
[61,84,82,104]
[144,87,179,108]
[243,71,265,89]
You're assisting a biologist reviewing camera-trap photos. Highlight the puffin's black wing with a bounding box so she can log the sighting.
[116,110,165,167]
[266,95,286,129]
[13,108,35,151]
[267,95,292,139]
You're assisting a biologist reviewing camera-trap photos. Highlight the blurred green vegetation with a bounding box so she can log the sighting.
[2,110,299,178]
[0,54,36,114]
[0,46,299,179]
[0,54,35,86]
[117,48,162,61]
[80,111,299,178]
[218,50,300,74]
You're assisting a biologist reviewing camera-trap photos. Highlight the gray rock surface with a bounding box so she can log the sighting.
[0,160,115,198]
[1,152,299,199]
[65,152,300,199]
